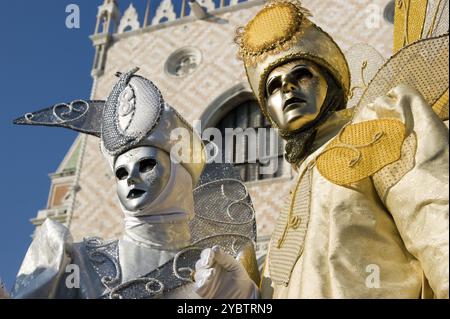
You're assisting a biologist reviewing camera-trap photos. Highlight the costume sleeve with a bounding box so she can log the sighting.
[365,84,449,298]
[11,219,76,299]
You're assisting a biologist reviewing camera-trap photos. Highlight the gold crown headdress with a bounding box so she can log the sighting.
[235,0,351,122]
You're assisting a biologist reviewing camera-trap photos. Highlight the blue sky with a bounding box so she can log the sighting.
[0,0,193,291]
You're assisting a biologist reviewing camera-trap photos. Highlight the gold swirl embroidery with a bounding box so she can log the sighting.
[277,162,314,248]
[348,60,369,99]
[316,119,406,186]
[321,128,385,168]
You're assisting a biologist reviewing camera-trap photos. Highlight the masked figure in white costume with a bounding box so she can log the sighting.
[194,0,449,299]
[11,68,259,299]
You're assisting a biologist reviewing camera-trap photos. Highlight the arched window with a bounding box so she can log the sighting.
[206,99,286,182]
[97,12,111,34]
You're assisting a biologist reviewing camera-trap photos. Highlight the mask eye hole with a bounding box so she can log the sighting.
[266,77,281,97]
[139,158,156,173]
[115,167,128,180]
[293,67,313,82]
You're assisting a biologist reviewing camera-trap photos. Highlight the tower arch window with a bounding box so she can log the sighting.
[97,13,108,34]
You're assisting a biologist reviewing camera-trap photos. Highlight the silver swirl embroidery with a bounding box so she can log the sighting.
[231,238,241,256]
[194,179,255,224]
[88,250,122,288]
[24,113,34,122]
[84,238,121,289]
[226,201,255,223]
[219,179,248,202]
[109,278,164,299]
[52,100,89,123]
[172,247,203,282]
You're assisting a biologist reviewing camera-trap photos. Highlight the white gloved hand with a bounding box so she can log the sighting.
[193,245,259,299]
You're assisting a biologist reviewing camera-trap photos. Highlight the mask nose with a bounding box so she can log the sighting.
[127,177,138,186]
[127,167,141,186]
[281,75,297,93]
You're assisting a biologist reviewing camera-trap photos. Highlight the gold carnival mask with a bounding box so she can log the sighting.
[265,59,329,131]
[235,0,351,127]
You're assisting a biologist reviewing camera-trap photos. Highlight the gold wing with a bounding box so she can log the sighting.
[392,0,449,120]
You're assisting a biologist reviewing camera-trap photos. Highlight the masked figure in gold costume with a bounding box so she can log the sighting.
[194,0,449,298]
